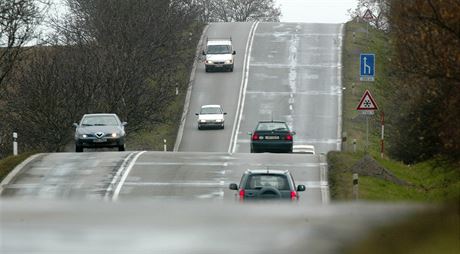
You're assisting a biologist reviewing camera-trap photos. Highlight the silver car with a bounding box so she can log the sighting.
[73,113,127,152]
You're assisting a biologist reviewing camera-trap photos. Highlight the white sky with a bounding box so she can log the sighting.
[276,0,358,23]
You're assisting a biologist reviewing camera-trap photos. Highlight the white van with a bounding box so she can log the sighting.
[202,38,236,72]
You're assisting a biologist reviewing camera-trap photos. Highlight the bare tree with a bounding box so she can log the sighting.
[348,0,389,30]
[196,0,281,22]
[0,0,48,92]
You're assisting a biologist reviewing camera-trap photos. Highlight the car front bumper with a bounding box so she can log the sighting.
[76,137,124,148]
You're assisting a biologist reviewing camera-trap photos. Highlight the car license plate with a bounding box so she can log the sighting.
[215,64,223,67]
[264,136,279,140]
[93,138,107,143]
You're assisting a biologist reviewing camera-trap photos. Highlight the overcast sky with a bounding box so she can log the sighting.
[276,0,358,23]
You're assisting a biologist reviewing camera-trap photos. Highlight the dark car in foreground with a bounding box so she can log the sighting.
[249,121,295,153]
[229,169,306,201]
[73,113,127,152]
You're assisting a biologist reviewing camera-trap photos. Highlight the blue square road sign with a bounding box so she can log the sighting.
[360,53,375,81]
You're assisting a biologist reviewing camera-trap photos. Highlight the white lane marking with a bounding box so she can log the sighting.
[104,152,136,199]
[258,32,342,37]
[173,25,210,152]
[298,181,329,188]
[197,191,224,199]
[112,151,146,201]
[122,182,226,187]
[246,91,341,96]
[236,139,341,144]
[289,105,293,111]
[319,153,330,204]
[229,22,259,154]
[337,24,344,151]
[250,63,341,68]
[135,161,326,168]
[0,153,42,195]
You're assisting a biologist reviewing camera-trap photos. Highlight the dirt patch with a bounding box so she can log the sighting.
[350,155,409,186]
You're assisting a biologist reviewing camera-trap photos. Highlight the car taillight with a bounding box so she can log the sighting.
[251,133,259,141]
[290,191,297,200]
[239,189,245,199]
[286,134,293,141]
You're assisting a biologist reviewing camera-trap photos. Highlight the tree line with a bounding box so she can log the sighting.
[0,0,281,156]
[351,0,459,163]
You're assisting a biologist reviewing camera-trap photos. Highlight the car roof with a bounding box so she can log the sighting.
[83,113,118,117]
[207,40,232,46]
[244,169,290,175]
[257,120,287,124]
[201,105,222,108]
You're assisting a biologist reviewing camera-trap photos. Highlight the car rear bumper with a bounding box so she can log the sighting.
[251,141,293,153]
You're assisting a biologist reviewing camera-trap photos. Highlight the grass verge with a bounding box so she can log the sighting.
[0,152,36,182]
[331,20,460,203]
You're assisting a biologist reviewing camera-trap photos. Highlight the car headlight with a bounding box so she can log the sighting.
[216,119,223,123]
[225,60,233,64]
[206,60,213,64]
[199,119,206,123]
[80,134,87,138]
[111,133,118,138]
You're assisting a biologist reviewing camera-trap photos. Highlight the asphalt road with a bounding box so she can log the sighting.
[1,200,423,254]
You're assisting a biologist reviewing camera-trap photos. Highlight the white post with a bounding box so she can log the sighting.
[175,87,179,95]
[353,173,359,200]
[13,132,18,156]
[163,139,167,152]
[353,139,357,153]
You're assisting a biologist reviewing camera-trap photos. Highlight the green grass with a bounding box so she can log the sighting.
[0,152,36,182]
[345,203,460,254]
[329,20,460,203]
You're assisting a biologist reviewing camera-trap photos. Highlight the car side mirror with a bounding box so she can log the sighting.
[229,183,238,190]
[291,131,296,135]
[73,123,78,128]
[224,112,227,115]
[232,50,236,55]
[122,122,128,126]
[195,113,199,116]
[202,50,206,55]
[297,185,306,192]
[247,132,252,136]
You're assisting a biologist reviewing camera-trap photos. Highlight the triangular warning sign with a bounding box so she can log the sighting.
[362,9,374,21]
[357,90,378,110]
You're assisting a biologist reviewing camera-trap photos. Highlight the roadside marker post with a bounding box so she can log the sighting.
[13,132,18,156]
[163,139,167,152]
[353,173,359,200]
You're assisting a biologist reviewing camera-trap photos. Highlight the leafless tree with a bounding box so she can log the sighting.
[0,0,49,92]
[195,0,281,22]
[348,0,389,30]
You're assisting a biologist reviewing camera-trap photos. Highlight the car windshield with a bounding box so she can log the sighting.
[81,115,119,126]
[201,107,222,114]
[256,122,288,131]
[207,45,231,54]
[245,174,290,190]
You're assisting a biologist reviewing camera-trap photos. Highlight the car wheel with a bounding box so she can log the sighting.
[75,145,83,153]
[250,147,256,153]
[118,144,125,151]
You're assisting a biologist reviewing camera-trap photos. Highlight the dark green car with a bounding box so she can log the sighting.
[249,121,295,153]
[229,169,306,201]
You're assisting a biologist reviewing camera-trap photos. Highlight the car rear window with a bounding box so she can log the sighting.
[245,174,290,190]
[256,122,288,131]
